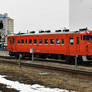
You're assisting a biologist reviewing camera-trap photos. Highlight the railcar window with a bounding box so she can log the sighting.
[34,39,37,44]
[21,39,24,44]
[9,39,11,43]
[44,39,48,44]
[25,39,27,44]
[29,39,32,44]
[56,39,60,45]
[39,39,42,44]
[77,37,79,44]
[61,39,64,45]
[81,35,82,40]
[70,38,74,45]
[13,39,15,44]
[50,39,54,44]
[83,35,92,40]
[17,40,20,44]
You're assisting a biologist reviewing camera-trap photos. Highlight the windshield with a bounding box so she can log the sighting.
[83,35,92,40]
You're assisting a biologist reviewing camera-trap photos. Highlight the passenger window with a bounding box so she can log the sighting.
[29,39,32,44]
[81,35,82,40]
[44,39,48,44]
[77,37,79,44]
[50,39,54,44]
[21,39,24,44]
[17,40,20,44]
[34,39,37,44]
[25,39,27,44]
[61,39,64,45]
[70,37,74,45]
[13,38,15,44]
[56,39,60,45]
[39,39,42,44]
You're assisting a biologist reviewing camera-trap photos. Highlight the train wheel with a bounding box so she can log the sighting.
[15,53,19,59]
[77,56,83,64]
[65,56,75,64]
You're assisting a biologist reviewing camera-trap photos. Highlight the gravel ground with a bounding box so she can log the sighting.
[0,62,91,92]
[0,51,92,92]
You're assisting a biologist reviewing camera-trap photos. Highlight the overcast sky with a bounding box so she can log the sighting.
[0,0,69,33]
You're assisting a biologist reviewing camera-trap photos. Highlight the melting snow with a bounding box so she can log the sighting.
[0,75,75,92]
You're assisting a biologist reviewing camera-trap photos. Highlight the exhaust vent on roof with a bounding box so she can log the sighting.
[45,30,51,33]
[16,32,25,35]
[79,27,88,32]
[39,30,44,33]
[63,29,69,32]
[30,31,35,33]
[55,30,62,32]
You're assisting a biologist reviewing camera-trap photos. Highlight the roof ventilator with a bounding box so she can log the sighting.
[55,30,62,32]
[45,30,51,33]
[30,31,35,33]
[39,30,44,33]
[63,29,69,32]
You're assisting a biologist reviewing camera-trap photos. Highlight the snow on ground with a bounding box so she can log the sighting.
[0,75,75,92]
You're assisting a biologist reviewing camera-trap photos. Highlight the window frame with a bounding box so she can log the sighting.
[34,39,37,44]
[56,39,60,45]
[21,39,24,44]
[61,39,64,45]
[77,37,79,44]
[29,39,32,44]
[39,39,42,44]
[17,40,20,44]
[70,37,74,45]
[50,39,54,45]
[25,39,27,44]
[44,39,48,45]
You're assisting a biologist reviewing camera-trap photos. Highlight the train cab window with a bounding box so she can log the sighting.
[21,39,24,44]
[17,40,20,44]
[39,39,42,44]
[25,39,27,44]
[83,35,92,40]
[44,39,48,44]
[29,39,32,44]
[61,39,64,45]
[70,37,74,45]
[50,39,54,45]
[34,39,37,44]
[56,39,60,45]
[77,37,79,44]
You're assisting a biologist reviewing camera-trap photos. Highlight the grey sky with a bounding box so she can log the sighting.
[0,0,69,33]
[70,0,92,31]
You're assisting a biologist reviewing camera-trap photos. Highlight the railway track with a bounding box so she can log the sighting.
[0,56,92,78]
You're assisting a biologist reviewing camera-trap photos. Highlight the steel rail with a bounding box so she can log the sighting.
[0,57,92,76]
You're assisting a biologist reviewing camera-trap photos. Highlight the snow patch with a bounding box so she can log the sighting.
[0,75,75,92]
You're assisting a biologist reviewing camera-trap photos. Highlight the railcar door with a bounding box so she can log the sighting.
[76,35,80,55]
[10,37,15,52]
[79,34,88,55]
[67,34,76,55]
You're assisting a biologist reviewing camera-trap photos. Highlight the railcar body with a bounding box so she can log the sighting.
[7,30,92,63]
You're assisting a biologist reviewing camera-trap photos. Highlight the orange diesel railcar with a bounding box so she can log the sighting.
[7,29,92,63]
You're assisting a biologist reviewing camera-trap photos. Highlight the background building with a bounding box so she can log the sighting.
[0,13,14,45]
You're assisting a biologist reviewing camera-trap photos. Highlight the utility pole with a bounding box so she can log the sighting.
[75,55,78,69]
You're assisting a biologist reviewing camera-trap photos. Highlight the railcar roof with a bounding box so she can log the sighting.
[8,30,91,37]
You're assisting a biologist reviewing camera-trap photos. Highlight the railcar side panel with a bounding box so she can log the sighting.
[7,31,92,57]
